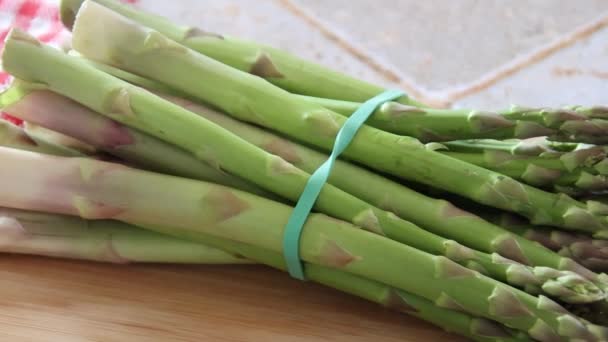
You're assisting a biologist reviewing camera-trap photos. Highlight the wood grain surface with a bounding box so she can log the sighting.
[0,255,467,341]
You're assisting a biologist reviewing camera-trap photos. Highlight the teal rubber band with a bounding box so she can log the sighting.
[283,89,406,280]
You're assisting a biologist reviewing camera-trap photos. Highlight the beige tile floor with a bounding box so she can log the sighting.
[138,0,608,108]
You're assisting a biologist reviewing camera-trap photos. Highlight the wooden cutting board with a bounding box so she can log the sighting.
[0,255,466,341]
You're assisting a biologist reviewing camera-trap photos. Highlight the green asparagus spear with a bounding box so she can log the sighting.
[59,0,608,145]
[0,80,274,199]
[66,2,608,238]
[432,139,608,195]
[301,96,608,144]
[4,39,604,305]
[0,206,251,264]
[0,147,604,341]
[0,207,528,342]
[58,0,428,107]
[489,213,608,273]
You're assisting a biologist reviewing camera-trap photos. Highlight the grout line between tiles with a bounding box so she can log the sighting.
[276,0,442,106]
[277,0,608,108]
[442,12,608,105]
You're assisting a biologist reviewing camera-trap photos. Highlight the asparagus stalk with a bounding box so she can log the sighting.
[434,139,608,194]
[0,80,273,199]
[58,0,428,107]
[0,119,84,157]
[163,93,608,298]
[491,213,608,273]
[439,139,607,174]
[21,122,98,155]
[0,206,251,264]
[1,207,530,342]
[67,52,608,286]
[301,96,608,144]
[0,147,605,340]
[476,209,608,325]
[59,0,608,145]
[64,3,608,238]
[3,62,604,304]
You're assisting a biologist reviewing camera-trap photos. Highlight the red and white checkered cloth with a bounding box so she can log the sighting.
[0,0,66,85]
[0,0,137,124]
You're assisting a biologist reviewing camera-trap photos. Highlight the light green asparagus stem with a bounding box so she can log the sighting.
[0,119,84,157]
[404,187,608,325]
[68,49,185,96]
[0,207,530,342]
[1,147,605,341]
[300,96,608,144]
[440,139,594,157]
[4,40,603,305]
[0,80,273,199]
[476,209,608,325]
[432,139,608,195]
[58,0,428,108]
[59,0,608,144]
[206,238,534,342]
[21,122,97,155]
[0,206,251,264]
[66,3,608,238]
[490,213,608,273]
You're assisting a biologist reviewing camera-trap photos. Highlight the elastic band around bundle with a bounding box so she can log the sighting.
[282,89,406,280]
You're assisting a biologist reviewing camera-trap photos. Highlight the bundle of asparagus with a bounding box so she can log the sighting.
[0,0,606,340]
[431,138,608,196]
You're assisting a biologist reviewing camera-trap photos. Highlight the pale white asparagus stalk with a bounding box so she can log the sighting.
[0,206,251,264]
[0,147,603,340]
[0,206,528,342]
